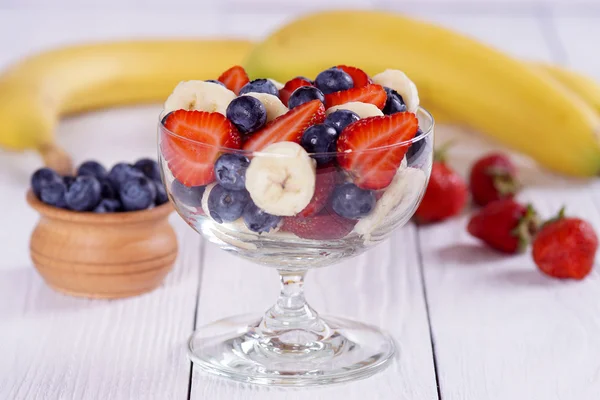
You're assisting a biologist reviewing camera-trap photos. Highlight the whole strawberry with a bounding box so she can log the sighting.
[469,153,519,206]
[532,208,598,280]
[467,199,539,253]
[414,149,467,224]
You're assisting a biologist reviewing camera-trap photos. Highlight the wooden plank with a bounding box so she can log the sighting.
[403,13,600,400]
[0,103,203,399]
[418,148,600,399]
[190,226,439,399]
[550,15,600,80]
[0,217,202,400]
[416,84,600,400]
[0,10,224,398]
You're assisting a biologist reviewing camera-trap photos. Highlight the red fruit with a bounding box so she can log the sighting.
[533,208,598,280]
[243,100,325,152]
[218,65,249,95]
[470,153,520,206]
[414,160,467,223]
[297,170,336,217]
[279,77,313,106]
[281,213,356,240]
[325,84,387,109]
[161,110,241,186]
[467,199,539,254]
[337,112,418,190]
[336,65,372,88]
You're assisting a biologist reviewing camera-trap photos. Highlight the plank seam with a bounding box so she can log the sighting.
[415,227,442,400]
[186,239,205,400]
[537,4,570,65]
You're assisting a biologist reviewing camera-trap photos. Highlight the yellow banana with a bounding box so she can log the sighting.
[405,65,600,125]
[245,10,600,177]
[0,40,253,173]
[534,63,600,114]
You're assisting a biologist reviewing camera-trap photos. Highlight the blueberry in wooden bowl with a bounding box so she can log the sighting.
[26,159,177,299]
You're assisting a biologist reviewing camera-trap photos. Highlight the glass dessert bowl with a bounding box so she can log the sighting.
[157,66,434,386]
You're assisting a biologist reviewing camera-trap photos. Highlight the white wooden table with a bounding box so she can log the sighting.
[2,2,600,399]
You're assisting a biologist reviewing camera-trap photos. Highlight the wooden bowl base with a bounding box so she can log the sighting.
[27,191,178,299]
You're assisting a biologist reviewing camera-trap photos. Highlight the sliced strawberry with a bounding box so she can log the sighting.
[297,169,336,217]
[336,65,372,88]
[325,84,387,109]
[218,65,249,95]
[279,77,313,106]
[161,110,241,186]
[337,112,418,190]
[281,212,357,240]
[242,100,325,152]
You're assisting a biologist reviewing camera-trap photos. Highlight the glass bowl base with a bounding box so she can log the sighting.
[187,314,395,387]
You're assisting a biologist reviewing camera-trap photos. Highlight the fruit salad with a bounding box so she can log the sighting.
[158,65,433,263]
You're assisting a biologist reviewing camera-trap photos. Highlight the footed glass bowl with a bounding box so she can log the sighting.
[158,108,434,386]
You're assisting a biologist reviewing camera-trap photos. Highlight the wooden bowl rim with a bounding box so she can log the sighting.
[26,190,173,224]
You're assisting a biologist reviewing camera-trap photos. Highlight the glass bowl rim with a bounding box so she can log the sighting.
[158,107,434,157]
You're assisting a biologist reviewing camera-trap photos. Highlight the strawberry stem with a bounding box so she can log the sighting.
[511,203,540,252]
[486,165,521,197]
[540,206,566,229]
[434,141,454,163]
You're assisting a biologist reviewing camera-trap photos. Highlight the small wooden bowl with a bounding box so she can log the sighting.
[26,191,178,299]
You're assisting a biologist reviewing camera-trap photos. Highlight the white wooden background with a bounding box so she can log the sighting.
[1,1,600,399]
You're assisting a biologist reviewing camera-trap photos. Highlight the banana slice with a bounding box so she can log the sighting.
[243,92,288,122]
[245,142,316,216]
[372,70,420,113]
[354,166,426,240]
[326,101,384,118]
[164,80,236,116]
[268,78,284,90]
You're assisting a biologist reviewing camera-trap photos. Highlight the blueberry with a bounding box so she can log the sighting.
[324,109,360,134]
[243,202,281,233]
[63,175,76,188]
[94,198,122,213]
[238,79,279,96]
[214,154,249,191]
[407,128,428,166]
[171,179,205,207]
[226,96,267,134]
[383,87,407,115]
[288,86,325,109]
[65,175,102,211]
[161,111,173,126]
[133,158,161,182]
[315,67,354,94]
[31,167,62,198]
[40,181,68,208]
[108,162,145,190]
[120,177,157,211]
[77,160,107,179]
[206,79,225,87]
[331,183,376,219]
[153,181,169,205]
[98,177,117,199]
[207,185,249,223]
[301,124,338,166]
